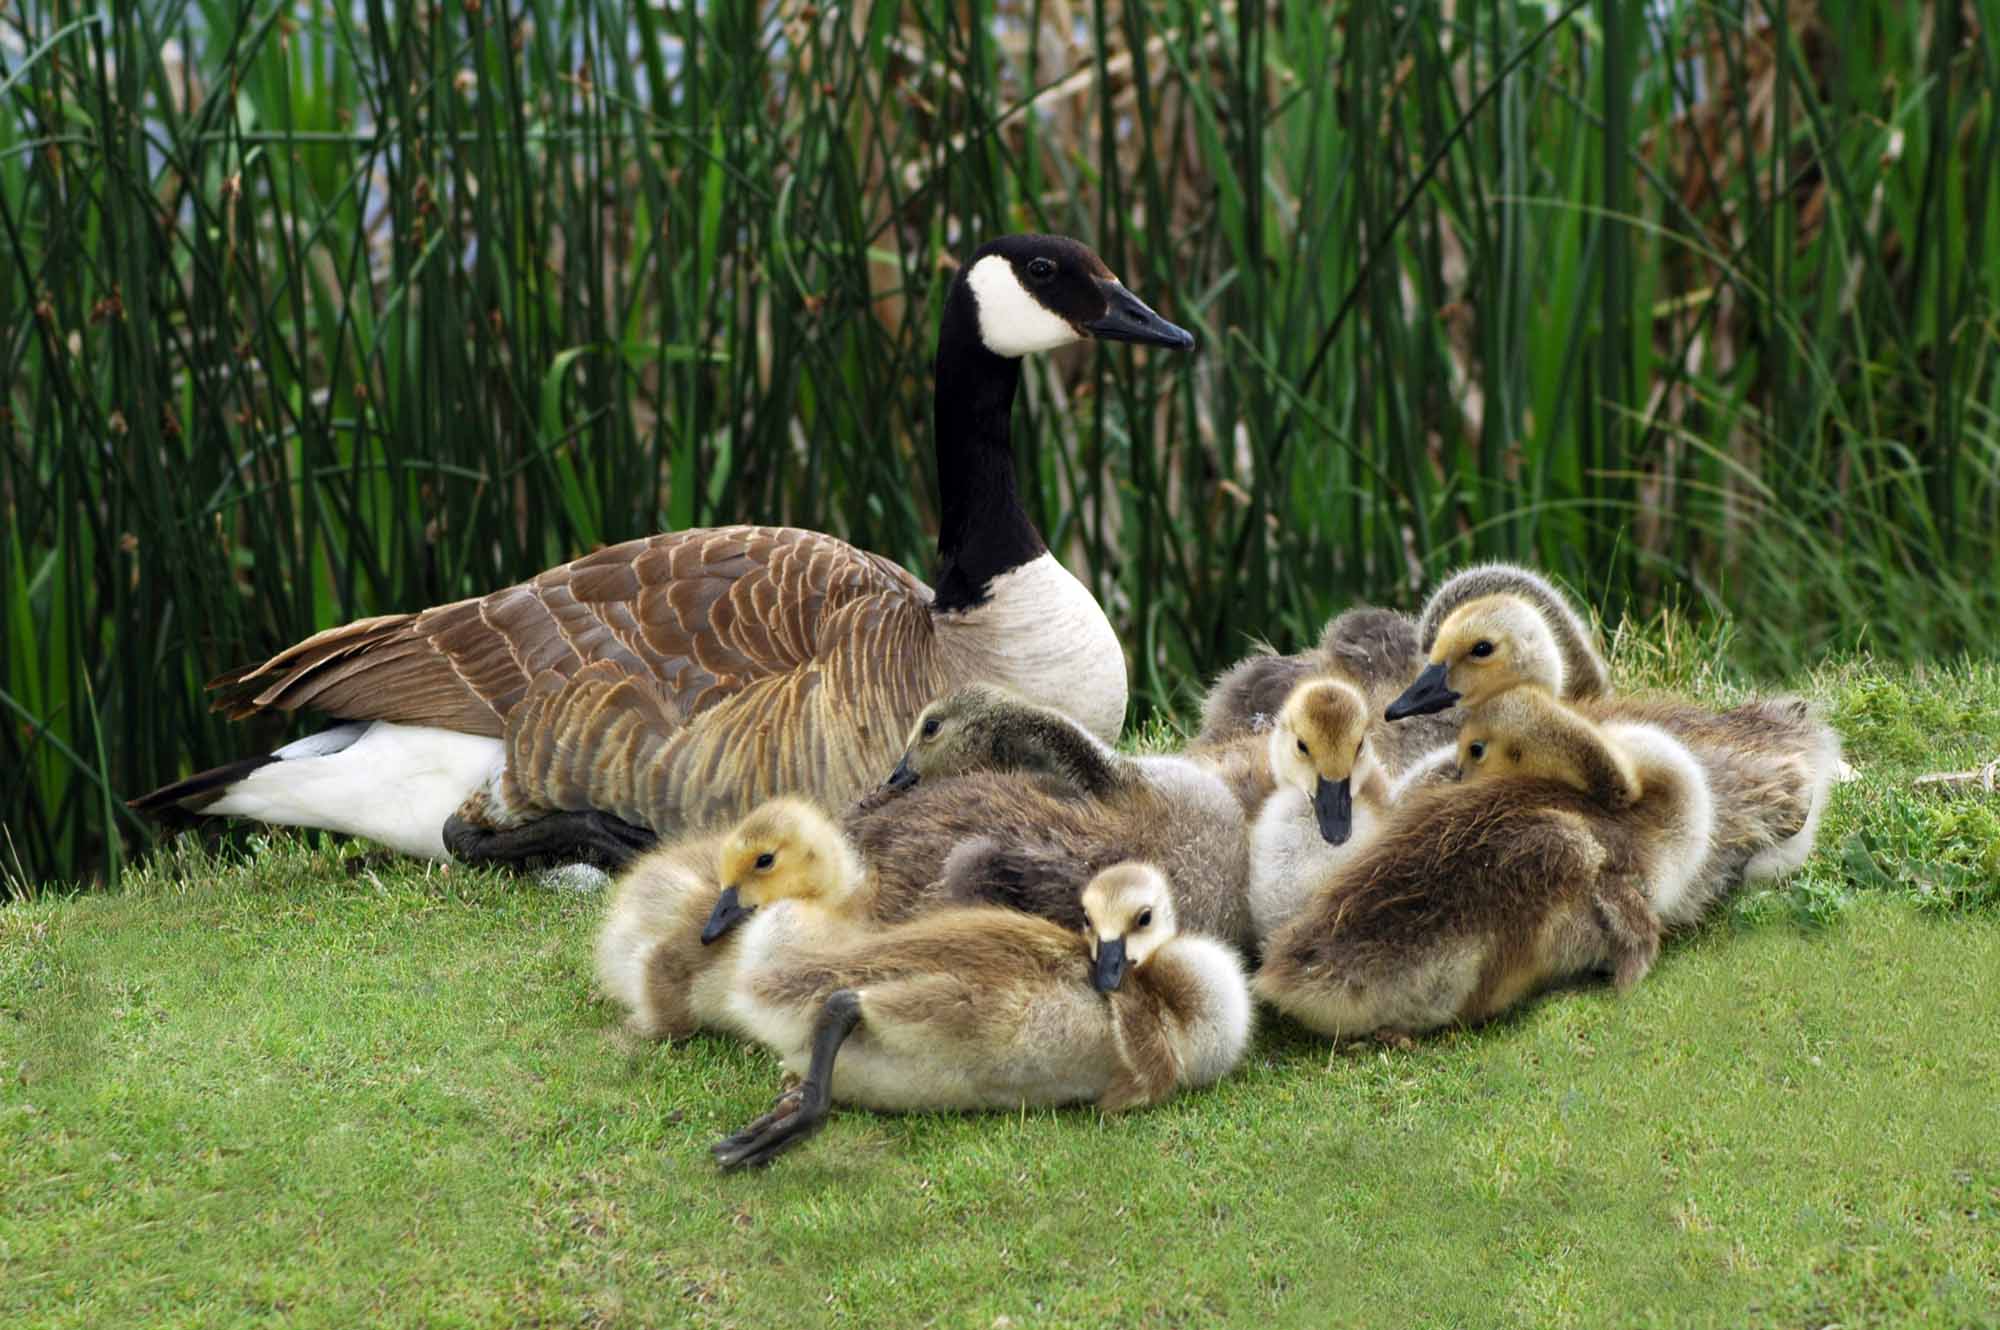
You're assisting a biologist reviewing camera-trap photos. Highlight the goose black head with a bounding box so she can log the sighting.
[961,235,1196,357]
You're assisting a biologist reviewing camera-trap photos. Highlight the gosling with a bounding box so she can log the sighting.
[1246,679,1394,943]
[594,797,869,1041]
[855,686,1255,948]
[1388,593,1844,913]
[1254,688,1708,1041]
[710,862,1254,1169]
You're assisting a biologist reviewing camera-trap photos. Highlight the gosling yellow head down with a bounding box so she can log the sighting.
[1266,679,1382,843]
[1080,861,1180,990]
[595,797,867,1043]
[1246,679,1398,942]
[1455,686,1642,808]
[711,860,1254,1169]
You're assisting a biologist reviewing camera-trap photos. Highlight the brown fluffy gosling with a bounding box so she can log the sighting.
[1386,595,1843,918]
[854,686,1255,948]
[1246,679,1394,944]
[1254,688,1709,1042]
[594,797,868,1041]
[710,862,1254,1170]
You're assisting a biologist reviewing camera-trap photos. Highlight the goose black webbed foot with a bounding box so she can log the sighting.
[442,809,658,873]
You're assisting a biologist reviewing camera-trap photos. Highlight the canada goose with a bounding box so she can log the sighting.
[1254,687,1700,1041]
[1197,563,1606,777]
[708,861,1253,1169]
[1245,679,1393,943]
[130,236,1196,867]
[855,688,1254,947]
[594,797,869,1041]
[1388,595,1842,907]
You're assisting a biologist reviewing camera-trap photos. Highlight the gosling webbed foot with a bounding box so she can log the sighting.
[442,808,658,872]
[712,1087,829,1171]
[712,988,861,1171]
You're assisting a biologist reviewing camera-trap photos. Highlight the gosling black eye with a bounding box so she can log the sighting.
[921,717,941,739]
[754,851,775,870]
[1296,739,1309,755]
[1026,256,1057,283]
[1467,742,1487,761]
[1470,640,1495,659]
[1135,909,1153,928]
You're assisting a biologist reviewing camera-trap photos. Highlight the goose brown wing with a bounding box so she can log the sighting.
[207,526,934,736]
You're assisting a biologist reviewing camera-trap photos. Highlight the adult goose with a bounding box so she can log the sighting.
[132,236,1196,867]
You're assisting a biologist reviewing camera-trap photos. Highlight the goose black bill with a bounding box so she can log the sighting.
[1085,280,1196,351]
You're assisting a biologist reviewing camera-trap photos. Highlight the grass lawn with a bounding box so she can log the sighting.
[5,641,2000,1328]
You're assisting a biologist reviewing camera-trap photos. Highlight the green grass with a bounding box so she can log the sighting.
[5,637,2000,1328]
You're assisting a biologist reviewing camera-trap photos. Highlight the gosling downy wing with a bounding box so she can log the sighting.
[1193,645,1318,747]
[1255,783,1612,1033]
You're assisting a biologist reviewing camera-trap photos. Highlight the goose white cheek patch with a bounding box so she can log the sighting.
[965,255,1082,357]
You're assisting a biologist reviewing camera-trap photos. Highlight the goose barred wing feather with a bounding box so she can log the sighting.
[206,525,942,835]
[207,526,934,734]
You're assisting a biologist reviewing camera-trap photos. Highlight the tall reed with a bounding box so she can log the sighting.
[4,0,1996,887]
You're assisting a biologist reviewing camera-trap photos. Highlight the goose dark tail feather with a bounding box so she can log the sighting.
[128,755,279,817]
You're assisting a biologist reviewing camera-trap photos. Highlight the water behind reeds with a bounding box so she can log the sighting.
[5,0,1997,887]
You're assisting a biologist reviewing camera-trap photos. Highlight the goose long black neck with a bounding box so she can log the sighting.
[929,284,1046,613]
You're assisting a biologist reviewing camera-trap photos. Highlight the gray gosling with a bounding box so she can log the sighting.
[594,797,868,1041]
[1246,679,1394,944]
[710,861,1254,1170]
[1254,687,1707,1042]
[1387,595,1843,919]
[856,686,1255,948]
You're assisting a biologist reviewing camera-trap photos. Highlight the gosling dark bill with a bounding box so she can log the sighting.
[701,886,753,945]
[1313,775,1354,845]
[1385,662,1460,721]
[885,755,918,792]
[1093,936,1128,993]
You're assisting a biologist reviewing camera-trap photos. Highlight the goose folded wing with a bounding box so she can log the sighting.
[207,525,934,734]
